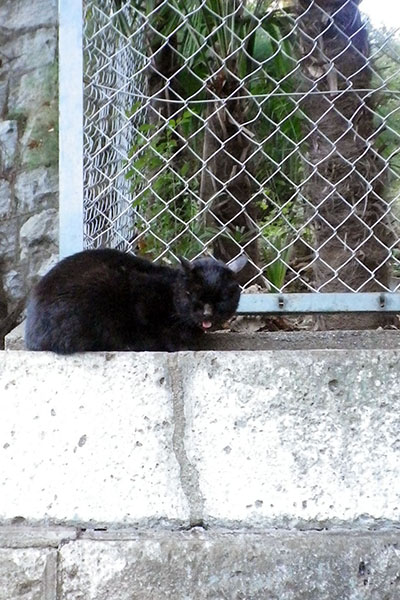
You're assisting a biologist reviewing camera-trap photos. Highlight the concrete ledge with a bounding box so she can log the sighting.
[1,347,400,529]
[6,320,400,351]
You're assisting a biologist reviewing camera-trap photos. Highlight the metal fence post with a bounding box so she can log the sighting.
[58,0,84,259]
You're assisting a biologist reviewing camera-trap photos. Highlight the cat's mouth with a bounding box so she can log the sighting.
[201,303,213,331]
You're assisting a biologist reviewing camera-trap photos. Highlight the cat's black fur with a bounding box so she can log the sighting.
[25,249,246,354]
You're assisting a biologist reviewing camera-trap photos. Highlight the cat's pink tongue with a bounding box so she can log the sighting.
[202,320,212,330]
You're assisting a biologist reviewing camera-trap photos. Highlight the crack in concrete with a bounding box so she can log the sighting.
[167,354,205,527]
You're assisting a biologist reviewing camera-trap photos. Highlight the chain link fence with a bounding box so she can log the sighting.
[81,0,400,317]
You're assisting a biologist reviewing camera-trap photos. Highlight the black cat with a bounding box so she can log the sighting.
[24,249,247,353]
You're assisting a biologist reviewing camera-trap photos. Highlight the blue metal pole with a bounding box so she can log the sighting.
[58,0,84,259]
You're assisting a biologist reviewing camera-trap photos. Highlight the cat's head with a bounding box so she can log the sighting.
[174,255,247,331]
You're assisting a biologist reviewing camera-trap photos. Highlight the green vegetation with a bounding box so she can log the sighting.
[121,0,304,288]
[369,27,400,276]
[370,28,400,179]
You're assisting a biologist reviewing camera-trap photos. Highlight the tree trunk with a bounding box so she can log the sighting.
[296,0,394,328]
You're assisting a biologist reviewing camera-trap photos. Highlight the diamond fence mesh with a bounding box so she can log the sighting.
[82,0,400,308]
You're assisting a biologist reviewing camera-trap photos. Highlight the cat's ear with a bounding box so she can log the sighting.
[227,254,247,274]
[178,256,193,272]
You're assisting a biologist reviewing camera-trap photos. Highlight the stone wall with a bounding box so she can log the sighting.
[1,344,400,598]
[0,0,58,340]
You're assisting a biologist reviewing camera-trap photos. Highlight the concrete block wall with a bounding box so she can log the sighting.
[1,342,400,598]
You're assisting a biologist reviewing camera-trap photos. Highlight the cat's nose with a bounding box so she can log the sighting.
[203,303,213,317]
